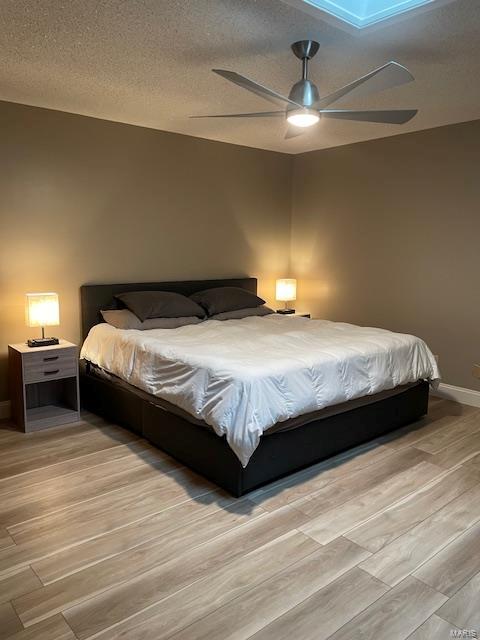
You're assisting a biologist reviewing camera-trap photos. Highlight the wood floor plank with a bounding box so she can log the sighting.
[299,461,442,545]
[328,576,447,640]
[407,615,460,640]
[413,411,480,454]
[0,568,41,604]
[7,465,217,544]
[33,495,241,584]
[14,499,263,627]
[345,465,480,553]
[0,421,100,456]
[436,572,480,631]
[249,567,388,640]
[0,427,140,481]
[0,471,223,579]
[0,425,23,444]
[381,405,479,451]
[248,441,396,511]
[0,601,23,638]
[414,520,480,597]
[464,452,480,470]
[428,430,480,469]
[159,537,370,640]
[93,530,321,640]
[63,506,309,639]
[1,615,75,640]
[0,440,177,499]
[0,453,181,529]
[359,483,480,586]
[0,399,478,640]
[0,421,132,464]
[293,447,430,520]
[0,529,15,551]
[427,399,477,418]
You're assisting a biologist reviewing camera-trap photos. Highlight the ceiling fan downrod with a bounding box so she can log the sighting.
[291,40,320,80]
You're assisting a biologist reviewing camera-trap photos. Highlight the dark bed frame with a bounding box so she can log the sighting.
[80,277,429,497]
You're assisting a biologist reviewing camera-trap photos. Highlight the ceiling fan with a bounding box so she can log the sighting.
[191,40,417,138]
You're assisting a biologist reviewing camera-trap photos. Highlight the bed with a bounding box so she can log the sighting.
[80,277,438,496]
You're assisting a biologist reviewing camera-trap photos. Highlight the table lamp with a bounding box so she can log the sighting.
[276,279,297,314]
[25,292,60,347]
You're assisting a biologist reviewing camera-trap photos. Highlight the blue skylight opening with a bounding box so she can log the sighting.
[300,0,435,27]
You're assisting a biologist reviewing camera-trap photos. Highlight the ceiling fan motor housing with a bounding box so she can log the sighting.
[288,79,320,109]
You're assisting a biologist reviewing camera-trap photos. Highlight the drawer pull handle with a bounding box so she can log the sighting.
[44,369,60,376]
[43,356,59,362]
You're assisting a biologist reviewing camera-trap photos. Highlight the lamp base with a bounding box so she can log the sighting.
[27,337,59,348]
[276,308,295,315]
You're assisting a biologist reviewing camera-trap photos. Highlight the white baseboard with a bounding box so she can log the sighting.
[0,400,11,420]
[432,383,480,408]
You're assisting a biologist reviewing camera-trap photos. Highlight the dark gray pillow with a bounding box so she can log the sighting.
[209,306,274,321]
[101,309,203,330]
[115,291,205,322]
[190,287,265,316]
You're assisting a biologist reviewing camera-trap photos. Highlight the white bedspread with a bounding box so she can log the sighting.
[81,315,440,466]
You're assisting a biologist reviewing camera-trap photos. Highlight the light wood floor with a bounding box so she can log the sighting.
[1,397,479,640]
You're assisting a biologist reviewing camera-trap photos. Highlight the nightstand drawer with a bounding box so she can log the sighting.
[23,350,77,384]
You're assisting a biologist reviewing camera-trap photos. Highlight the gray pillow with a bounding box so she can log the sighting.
[101,309,203,330]
[209,306,274,321]
[190,287,265,316]
[115,291,205,322]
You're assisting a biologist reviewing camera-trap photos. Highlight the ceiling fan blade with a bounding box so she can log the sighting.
[190,111,284,119]
[316,62,414,109]
[320,109,418,124]
[285,124,308,139]
[213,69,302,109]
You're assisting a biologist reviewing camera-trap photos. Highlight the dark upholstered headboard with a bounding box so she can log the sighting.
[80,277,258,341]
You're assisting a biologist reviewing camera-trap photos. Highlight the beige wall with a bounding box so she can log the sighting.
[291,120,480,390]
[1,99,478,403]
[0,101,292,401]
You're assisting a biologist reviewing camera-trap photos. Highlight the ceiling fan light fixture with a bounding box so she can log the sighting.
[194,40,417,137]
[286,109,320,128]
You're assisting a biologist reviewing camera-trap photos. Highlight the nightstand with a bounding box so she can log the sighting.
[8,340,80,432]
[276,311,311,318]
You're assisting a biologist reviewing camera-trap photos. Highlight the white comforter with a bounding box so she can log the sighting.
[81,315,440,466]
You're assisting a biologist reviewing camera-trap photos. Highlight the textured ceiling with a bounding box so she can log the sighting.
[0,0,479,153]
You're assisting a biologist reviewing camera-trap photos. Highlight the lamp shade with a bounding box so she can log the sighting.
[276,279,297,302]
[25,293,60,328]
